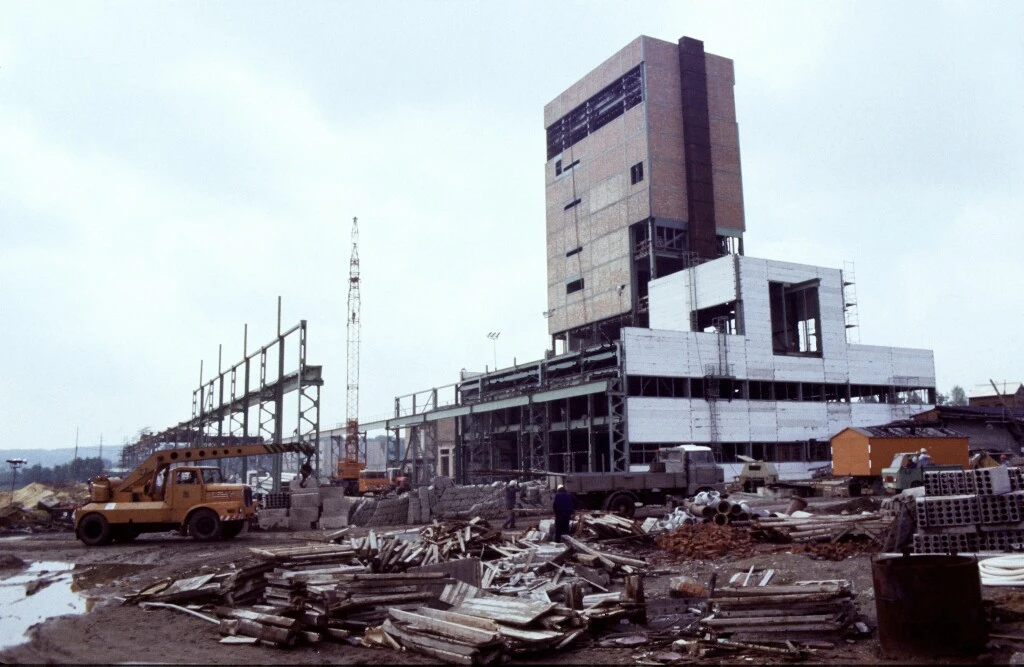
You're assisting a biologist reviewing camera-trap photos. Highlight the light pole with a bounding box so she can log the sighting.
[6,458,27,507]
[487,332,500,370]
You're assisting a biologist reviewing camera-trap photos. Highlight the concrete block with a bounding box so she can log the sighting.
[257,508,289,530]
[290,492,321,510]
[319,485,348,502]
[290,477,323,494]
[972,467,1012,496]
[289,507,320,531]
[320,515,348,530]
[323,496,352,516]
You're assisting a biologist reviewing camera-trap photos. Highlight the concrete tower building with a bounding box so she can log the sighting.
[544,36,745,351]
[367,34,937,484]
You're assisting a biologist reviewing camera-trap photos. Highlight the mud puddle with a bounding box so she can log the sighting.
[0,561,147,649]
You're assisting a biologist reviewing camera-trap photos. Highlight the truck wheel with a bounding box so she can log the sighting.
[221,520,245,539]
[189,509,223,541]
[605,493,636,518]
[78,513,113,546]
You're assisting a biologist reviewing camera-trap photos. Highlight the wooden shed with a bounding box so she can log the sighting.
[831,425,969,477]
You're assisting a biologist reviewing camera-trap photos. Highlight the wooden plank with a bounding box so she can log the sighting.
[455,598,555,626]
[382,621,478,664]
[389,608,500,645]
[704,613,837,626]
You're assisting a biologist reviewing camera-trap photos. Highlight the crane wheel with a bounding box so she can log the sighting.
[78,513,113,546]
[189,508,223,541]
[605,493,637,519]
[221,520,245,539]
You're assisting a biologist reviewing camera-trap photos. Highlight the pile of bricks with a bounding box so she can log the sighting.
[913,466,1024,553]
[656,524,758,560]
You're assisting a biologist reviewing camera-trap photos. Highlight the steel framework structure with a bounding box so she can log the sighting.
[118,316,322,492]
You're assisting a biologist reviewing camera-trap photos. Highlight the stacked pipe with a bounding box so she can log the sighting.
[683,498,751,526]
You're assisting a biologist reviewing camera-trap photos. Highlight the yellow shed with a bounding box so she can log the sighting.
[830,425,969,477]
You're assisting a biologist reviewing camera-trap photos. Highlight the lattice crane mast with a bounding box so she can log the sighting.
[338,216,365,494]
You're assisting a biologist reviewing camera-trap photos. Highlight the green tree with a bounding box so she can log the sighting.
[949,385,968,406]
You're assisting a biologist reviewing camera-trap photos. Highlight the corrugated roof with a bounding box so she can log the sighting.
[852,424,965,438]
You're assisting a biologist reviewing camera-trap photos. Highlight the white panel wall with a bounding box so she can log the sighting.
[771,355,826,382]
[847,345,896,385]
[892,348,937,384]
[648,255,738,331]
[627,397,696,442]
[648,277,691,331]
[627,254,936,452]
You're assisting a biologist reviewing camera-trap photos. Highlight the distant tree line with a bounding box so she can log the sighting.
[0,456,107,490]
[936,385,968,406]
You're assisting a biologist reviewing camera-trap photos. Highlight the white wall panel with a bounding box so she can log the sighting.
[847,345,895,384]
[772,355,826,382]
[627,397,694,442]
[648,273,691,331]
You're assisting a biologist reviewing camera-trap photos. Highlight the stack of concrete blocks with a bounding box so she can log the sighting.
[320,485,352,530]
[913,466,1024,553]
[346,479,554,528]
[287,477,322,531]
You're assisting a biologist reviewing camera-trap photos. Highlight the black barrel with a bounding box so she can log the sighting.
[872,555,987,658]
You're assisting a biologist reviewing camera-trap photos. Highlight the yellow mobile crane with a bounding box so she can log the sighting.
[74,442,314,546]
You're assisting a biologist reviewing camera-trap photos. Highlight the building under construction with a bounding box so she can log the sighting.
[363,34,936,484]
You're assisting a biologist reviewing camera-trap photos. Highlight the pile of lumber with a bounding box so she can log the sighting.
[377,576,647,665]
[562,535,648,576]
[701,580,858,645]
[329,519,503,572]
[577,512,649,539]
[379,596,587,665]
[128,542,457,648]
[749,513,888,545]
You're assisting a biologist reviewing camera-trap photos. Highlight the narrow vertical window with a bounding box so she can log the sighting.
[630,161,644,185]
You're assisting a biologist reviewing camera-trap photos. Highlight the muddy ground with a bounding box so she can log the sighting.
[1,498,1024,665]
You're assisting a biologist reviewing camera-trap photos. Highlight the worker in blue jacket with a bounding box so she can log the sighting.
[553,484,574,542]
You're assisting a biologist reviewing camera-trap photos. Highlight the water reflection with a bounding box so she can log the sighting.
[0,561,148,649]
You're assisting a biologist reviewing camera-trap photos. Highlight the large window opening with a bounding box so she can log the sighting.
[769,279,822,356]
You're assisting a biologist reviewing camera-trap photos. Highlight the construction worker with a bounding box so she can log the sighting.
[1001,453,1012,467]
[917,448,933,467]
[502,479,519,530]
[553,484,574,542]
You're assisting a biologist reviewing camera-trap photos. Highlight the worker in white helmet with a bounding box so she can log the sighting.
[502,479,519,530]
[917,448,933,467]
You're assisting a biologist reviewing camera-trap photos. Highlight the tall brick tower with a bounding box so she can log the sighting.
[544,36,745,351]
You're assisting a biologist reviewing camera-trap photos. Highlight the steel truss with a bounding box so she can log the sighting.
[118,319,322,492]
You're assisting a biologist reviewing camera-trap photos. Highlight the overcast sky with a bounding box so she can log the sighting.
[2,1,1022,453]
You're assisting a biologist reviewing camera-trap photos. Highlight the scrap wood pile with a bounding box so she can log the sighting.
[124,515,653,661]
[699,579,865,648]
[576,511,656,540]
[748,513,889,546]
[329,518,503,570]
[370,575,647,665]
[127,542,458,647]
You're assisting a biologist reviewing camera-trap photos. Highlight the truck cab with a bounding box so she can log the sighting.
[880,452,961,493]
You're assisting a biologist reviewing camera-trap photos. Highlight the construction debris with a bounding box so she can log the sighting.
[123,514,650,662]
[657,524,759,560]
[700,579,862,646]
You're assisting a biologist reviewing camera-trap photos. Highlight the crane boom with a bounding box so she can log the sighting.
[339,216,364,492]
